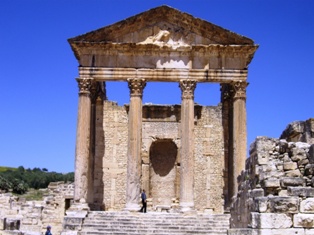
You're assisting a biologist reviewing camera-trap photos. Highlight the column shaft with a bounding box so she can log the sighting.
[125,78,146,211]
[179,79,196,212]
[232,81,248,197]
[220,84,233,208]
[74,78,92,203]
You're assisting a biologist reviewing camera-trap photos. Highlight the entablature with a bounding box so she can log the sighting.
[78,67,248,83]
[73,43,257,70]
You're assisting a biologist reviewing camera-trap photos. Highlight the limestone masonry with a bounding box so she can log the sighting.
[1,5,313,235]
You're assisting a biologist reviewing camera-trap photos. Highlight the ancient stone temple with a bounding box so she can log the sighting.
[68,5,258,214]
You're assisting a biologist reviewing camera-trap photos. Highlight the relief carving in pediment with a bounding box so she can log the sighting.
[137,29,190,49]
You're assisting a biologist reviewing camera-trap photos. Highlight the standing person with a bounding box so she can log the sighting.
[139,189,147,213]
[45,226,52,235]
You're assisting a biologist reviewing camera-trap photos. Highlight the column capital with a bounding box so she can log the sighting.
[179,79,197,99]
[232,81,248,100]
[76,78,92,94]
[127,78,146,97]
[220,84,234,102]
[90,81,105,103]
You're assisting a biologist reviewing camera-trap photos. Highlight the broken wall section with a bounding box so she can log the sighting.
[0,182,73,235]
[229,133,314,234]
[280,118,314,145]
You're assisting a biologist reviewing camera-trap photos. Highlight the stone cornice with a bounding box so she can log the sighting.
[71,42,258,61]
[68,6,255,45]
[79,67,248,83]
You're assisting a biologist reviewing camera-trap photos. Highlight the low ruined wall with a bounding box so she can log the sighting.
[0,182,74,235]
[229,136,314,234]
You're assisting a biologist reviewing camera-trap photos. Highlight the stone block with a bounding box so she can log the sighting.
[227,228,253,235]
[283,162,298,171]
[299,159,310,167]
[257,154,269,165]
[305,228,314,234]
[251,228,305,235]
[296,142,311,149]
[278,139,288,152]
[309,145,314,164]
[61,231,78,235]
[288,187,314,197]
[254,197,268,213]
[301,199,314,213]
[62,217,84,231]
[281,177,305,188]
[294,214,314,228]
[269,196,299,213]
[251,189,264,198]
[305,164,314,176]
[251,212,292,229]
[285,169,302,177]
[278,190,288,196]
[0,218,6,230]
[262,178,280,188]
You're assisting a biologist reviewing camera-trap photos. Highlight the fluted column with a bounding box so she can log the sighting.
[74,78,92,204]
[179,79,196,212]
[232,81,248,196]
[125,78,146,211]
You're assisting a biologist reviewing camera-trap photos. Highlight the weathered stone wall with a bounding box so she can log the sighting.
[0,182,74,235]
[194,104,225,213]
[229,134,314,234]
[101,101,128,211]
[99,102,226,213]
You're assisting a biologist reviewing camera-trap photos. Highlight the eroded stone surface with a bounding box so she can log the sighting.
[251,213,292,229]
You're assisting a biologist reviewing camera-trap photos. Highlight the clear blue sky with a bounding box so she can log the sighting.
[0,1,313,173]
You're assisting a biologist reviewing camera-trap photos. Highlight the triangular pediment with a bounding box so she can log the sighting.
[68,5,254,46]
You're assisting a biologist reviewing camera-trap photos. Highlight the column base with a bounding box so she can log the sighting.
[124,203,141,212]
[180,202,195,213]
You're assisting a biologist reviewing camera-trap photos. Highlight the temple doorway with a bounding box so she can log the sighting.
[149,139,178,207]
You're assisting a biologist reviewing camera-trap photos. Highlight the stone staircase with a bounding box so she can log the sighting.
[78,211,230,235]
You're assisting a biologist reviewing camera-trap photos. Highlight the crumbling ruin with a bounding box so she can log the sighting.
[0,182,74,235]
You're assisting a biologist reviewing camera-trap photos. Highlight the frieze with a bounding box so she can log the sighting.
[75,42,257,58]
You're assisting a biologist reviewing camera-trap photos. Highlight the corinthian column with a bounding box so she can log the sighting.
[232,81,248,196]
[125,78,146,211]
[220,84,233,208]
[74,78,92,204]
[179,79,196,212]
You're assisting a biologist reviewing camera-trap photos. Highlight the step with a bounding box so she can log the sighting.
[78,212,230,235]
